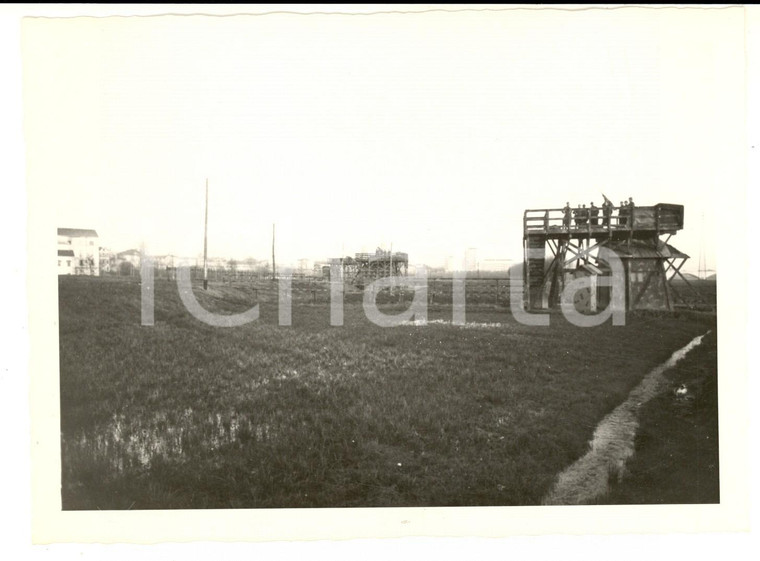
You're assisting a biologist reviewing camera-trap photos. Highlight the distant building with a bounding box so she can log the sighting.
[424,266,446,276]
[58,248,75,275]
[313,261,331,277]
[153,254,176,269]
[116,249,141,275]
[237,258,267,273]
[117,249,141,266]
[57,228,99,276]
[206,256,229,270]
[297,258,310,275]
[234,260,255,272]
[480,259,513,273]
[465,248,479,273]
[99,247,116,273]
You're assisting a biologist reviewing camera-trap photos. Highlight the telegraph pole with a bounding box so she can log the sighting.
[389,242,393,278]
[203,179,209,290]
[272,223,276,282]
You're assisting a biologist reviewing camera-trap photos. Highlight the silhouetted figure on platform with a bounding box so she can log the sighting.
[589,202,599,226]
[563,202,572,229]
[619,201,628,227]
[573,204,587,227]
[601,196,613,227]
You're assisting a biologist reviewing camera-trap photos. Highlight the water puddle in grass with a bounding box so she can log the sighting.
[62,409,277,476]
[542,331,709,505]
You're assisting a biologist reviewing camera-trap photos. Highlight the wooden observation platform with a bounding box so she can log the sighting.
[522,203,701,311]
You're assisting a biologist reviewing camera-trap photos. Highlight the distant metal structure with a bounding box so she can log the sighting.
[332,248,409,288]
[522,202,705,311]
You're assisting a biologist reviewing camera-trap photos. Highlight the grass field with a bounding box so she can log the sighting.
[598,328,719,504]
[58,275,717,509]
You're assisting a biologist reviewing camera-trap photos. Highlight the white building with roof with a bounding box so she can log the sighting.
[57,228,99,275]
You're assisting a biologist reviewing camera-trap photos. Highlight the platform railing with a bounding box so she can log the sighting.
[523,205,680,237]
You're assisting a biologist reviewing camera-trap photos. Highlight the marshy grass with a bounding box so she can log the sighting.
[596,330,719,504]
[58,275,716,509]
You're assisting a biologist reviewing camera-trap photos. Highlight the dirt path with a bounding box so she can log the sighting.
[542,331,710,505]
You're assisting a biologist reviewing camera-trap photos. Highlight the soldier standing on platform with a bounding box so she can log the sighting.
[601,195,613,227]
[589,202,599,226]
[563,202,572,229]
[579,204,588,226]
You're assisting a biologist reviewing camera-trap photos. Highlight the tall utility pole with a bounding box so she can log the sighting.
[389,242,393,278]
[272,223,276,282]
[203,179,209,290]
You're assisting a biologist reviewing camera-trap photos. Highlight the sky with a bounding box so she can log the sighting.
[22,6,746,272]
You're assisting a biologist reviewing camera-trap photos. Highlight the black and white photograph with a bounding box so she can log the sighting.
[8,2,757,553]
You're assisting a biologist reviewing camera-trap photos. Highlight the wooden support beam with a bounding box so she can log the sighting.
[540,253,560,291]
[523,238,530,309]
[547,239,558,257]
[631,266,656,309]
[563,239,604,268]
[562,241,584,261]
[669,262,709,306]
[661,259,673,311]
[665,258,686,283]
[549,243,567,307]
